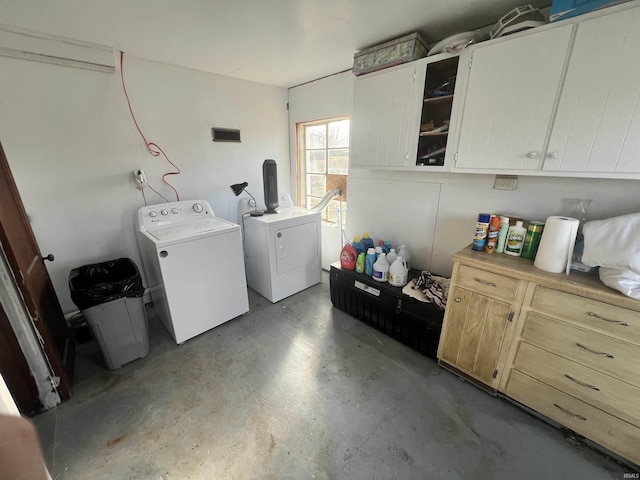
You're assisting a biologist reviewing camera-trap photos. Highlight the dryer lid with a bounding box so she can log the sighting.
[145,218,234,242]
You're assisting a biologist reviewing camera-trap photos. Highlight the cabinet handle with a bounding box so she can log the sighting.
[587,311,629,327]
[553,403,587,421]
[473,277,497,287]
[576,342,614,359]
[526,151,538,159]
[546,152,558,159]
[564,374,600,391]
[455,297,462,303]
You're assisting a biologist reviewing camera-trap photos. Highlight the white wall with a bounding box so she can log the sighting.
[289,73,640,277]
[288,71,354,269]
[0,53,289,312]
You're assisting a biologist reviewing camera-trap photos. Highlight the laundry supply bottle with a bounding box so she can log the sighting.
[361,232,375,250]
[378,240,389,254]
[495,216,510,253]
[484,215,502,254]
[352,236,365,256]
[384,240,392,253]
[340,243,357,270]
[372,253,390,282]
[374,246,383,260]
[355,252,365,274]
[504,220,527,257]
[386,248,398,265]
[472,213,492,251]
[397,245,411,270]
[365,248,376,276]
[388,256,409,287]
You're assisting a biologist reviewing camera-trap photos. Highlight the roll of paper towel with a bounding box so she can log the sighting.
[534,216,580,274]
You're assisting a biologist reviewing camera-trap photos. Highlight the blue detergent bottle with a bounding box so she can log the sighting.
[365,248,376,276]
[361,232,375,251]
[352,236,365,256]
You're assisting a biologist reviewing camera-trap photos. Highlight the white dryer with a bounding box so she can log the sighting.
[243,207,321,303]
[137,200,249,344]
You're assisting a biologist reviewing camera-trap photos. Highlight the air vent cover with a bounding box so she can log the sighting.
[211,127,241,142]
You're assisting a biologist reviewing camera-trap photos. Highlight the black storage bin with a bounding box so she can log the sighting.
[330,262,444,358]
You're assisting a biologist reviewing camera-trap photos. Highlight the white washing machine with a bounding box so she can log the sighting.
[137,199,249,344]
[243,206,321,303]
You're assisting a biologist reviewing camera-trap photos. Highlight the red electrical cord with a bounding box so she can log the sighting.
[119,51,180,201]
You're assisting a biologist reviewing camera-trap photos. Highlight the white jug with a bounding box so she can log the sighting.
[389,256,409,287]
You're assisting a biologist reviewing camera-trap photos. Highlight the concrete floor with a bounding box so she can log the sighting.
[33,272,631,479]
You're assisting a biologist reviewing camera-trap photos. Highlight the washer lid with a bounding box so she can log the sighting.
[145,218,235,242]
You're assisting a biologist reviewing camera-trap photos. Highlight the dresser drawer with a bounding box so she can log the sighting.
[530,286,640,345]
[456,265,520,303]
[522,313,640,387]
[506,370,640,466]
[513,342,640,427]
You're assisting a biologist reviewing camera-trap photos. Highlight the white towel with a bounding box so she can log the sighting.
[582,212,640,274]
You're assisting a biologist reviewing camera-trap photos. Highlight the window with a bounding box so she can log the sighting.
[297,117,349,224]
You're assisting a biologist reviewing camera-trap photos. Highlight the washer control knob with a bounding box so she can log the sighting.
[160,209,168,216]
[149,211,158,218]
[193,203,204,213]
[171,208,179,214]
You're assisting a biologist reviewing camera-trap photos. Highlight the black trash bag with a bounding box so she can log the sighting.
[69,258,145,310]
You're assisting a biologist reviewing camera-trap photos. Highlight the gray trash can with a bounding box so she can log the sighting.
[69,258,149,370]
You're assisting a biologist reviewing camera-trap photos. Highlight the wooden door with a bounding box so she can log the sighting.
[0,304,41,415]
[0,142,72,405]
[544,6,640,174]
[453,25,572,171]
[437,285,512,389]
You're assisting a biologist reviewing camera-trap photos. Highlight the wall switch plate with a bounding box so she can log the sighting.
[493,175,518,190]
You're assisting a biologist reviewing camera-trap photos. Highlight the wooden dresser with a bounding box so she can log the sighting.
[438,245,640,467]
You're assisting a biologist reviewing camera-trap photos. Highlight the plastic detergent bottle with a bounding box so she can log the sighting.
[374,246,383,260]
[505,220,527,257]
[484,215,502,254]
[355,252,365,273]
[340,243,357,270]
[386,248,398,265]
[389,256,409,287]
[378,240,389,254]
[495,216,510,254]
[361,232,375,250]
[384,240,392,253]
[352,236,365,256]
[372,253,390,282]
[365,248,376,276]
[397,245,411,270]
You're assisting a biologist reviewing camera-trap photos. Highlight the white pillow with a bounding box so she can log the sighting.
[582,212,640,275]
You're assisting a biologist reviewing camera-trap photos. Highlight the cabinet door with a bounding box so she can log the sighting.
[452,25,572,171]
[544,7,640,174]
[350,61,422,168]
[438,285,513,388]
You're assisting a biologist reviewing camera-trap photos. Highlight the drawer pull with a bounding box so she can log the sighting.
[564,374,600,391]
[586,311,629,327]
[473,277,497,287]
[455,297,462,303]
[553,403,587,421]
[576,342,614,359]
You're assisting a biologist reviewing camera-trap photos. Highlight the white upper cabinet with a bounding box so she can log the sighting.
[451,25,573,172]
[350,60,425,168]
[544,7,640,175]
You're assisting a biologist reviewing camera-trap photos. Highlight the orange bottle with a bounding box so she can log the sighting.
[485,215,502,254]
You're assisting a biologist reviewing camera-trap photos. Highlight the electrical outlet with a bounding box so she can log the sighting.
[133,169,147,190]
[493,175,518,190]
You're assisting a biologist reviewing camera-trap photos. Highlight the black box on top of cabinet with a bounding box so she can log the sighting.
[329,262,444,358]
